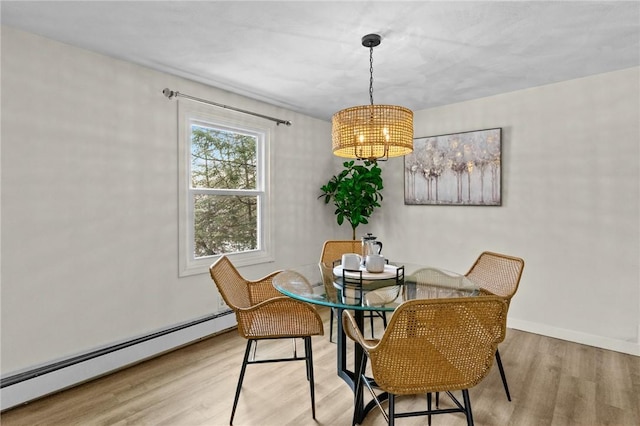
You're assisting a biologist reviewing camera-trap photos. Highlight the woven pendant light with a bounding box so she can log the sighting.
[332,34,413,161]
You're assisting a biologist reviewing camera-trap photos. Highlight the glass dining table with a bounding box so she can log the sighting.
[272,261,479,423]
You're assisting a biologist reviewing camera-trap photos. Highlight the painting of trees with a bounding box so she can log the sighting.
[404,128,501,206]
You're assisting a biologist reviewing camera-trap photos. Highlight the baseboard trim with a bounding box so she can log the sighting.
[0,311,237,411]
[508,318,640,356]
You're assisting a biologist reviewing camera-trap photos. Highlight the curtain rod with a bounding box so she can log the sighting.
[162,88,292,126]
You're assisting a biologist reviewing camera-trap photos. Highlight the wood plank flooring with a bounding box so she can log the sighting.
[2,307,639,425]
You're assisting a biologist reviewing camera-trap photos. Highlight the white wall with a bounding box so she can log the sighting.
[0,27,336,376]
[376,67,640,354]
[2,25,638,384]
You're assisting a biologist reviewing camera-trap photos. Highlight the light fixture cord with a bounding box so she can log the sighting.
[369,45,375,106]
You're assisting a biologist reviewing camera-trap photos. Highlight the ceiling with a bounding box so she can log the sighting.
[2,1,639,121]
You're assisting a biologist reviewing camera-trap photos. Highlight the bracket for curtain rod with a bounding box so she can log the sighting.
[162,88,292,126]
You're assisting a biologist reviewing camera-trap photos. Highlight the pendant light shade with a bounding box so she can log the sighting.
[332,34,413,161]
[332,104,413,159]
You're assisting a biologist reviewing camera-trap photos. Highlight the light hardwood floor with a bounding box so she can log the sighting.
[2,307,639,426]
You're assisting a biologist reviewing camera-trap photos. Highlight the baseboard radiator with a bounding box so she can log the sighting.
[0,311,236,411]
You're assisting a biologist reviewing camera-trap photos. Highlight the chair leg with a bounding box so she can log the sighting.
[304,341,310,382]
[427,392,432,426]
[388,393,395,426]
[304,337,316,419]
[495,349,512,401]
[230,339,253,425]
[369,312,375,338]
[250,339,258,361]
[462,389,474,426]
[330,308,336,343]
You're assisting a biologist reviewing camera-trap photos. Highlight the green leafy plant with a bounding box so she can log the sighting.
[319,160,384,240]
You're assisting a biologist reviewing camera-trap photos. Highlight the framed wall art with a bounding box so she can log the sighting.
[404,128,502,206]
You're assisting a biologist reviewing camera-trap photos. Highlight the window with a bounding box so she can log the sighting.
[179,102,272,276]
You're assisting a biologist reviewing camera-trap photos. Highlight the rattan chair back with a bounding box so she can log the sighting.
[319,240,362,302]
[319,240,363,265]
[465,251,524,301]
[319,239,388,341]
[209,255,253,310]
[209,256,324,339]
[343,296,508,395]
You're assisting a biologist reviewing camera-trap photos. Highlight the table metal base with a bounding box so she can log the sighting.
[336,308,389,424]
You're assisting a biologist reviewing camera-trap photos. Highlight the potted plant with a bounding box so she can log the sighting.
[319,160,384,240]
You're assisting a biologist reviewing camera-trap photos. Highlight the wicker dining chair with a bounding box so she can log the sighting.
[209,256,324,425]
[319,240,387,341]
[464,251,525,401]
[343,296,508,426]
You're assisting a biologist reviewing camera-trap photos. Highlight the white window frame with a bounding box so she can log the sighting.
[178,100,273,277]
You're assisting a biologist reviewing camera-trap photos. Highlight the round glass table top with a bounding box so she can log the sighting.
[272,262,479,312]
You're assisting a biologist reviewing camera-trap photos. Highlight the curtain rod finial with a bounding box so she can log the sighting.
[162,88,177,99]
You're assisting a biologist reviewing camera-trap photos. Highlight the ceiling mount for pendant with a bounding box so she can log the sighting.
[331,33,413,161]
[361,33,381,48]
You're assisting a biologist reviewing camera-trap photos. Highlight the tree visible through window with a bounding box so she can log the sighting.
[178,103,271,276]
[190,124,260,258]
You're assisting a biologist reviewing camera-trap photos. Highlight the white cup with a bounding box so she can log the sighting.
[366,254,385,273]
[341,253,362,270]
